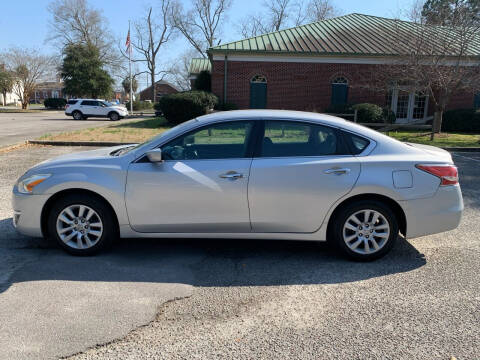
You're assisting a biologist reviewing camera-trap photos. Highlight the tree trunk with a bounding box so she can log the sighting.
[2,91,6,106]
[151,70,155,103]
[430,109,443,140]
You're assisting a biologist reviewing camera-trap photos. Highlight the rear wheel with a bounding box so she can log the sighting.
[332,200,398,261]
[72,111,82,120]
[47,193,118,255]
[109,112,119,121]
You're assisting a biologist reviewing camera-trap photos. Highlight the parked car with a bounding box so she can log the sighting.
[12,110,463,260]
[65,99,128,121]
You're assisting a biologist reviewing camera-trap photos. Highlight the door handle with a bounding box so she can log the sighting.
[324,167,351,175]
[219,171,243,179]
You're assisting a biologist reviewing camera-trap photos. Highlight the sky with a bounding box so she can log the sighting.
[0,0,415,89]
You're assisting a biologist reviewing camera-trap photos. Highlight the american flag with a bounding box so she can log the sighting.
[125,29,131,54]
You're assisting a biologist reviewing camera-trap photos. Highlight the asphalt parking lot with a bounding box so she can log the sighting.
[0,145,479,360]
[0,112,134,147]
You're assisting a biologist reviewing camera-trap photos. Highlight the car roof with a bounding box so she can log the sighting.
[196,110,346,124]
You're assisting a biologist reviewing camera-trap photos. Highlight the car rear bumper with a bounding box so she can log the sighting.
[402,184,463,239]
[11,189,48,238]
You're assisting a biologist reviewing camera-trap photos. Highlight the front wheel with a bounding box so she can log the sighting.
[47,194,118,255]
[109,112,119,121]
[332,200,398,261]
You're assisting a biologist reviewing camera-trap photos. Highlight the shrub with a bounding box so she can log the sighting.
[194,70,211,92]
[44,98,67,109]
[125,100,153,111]
[214,102,238,111]
[382,107,396,124]
[442,108,480,132]
[352,103,384,123]
[156,91,218,125]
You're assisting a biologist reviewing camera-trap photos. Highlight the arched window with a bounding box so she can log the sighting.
[250,74,267,109]
[331,76,349,105]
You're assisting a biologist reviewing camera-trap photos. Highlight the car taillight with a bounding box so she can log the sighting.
[416,164,458,186]
[65,104,69,109]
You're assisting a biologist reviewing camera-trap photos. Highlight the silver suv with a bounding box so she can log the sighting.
[65,99,128,121]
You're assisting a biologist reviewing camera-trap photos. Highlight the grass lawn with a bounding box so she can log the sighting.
[388,131,480,147]
[38,117,480,148]
[39,117,171,143]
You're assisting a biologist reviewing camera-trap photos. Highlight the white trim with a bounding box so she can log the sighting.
[212,54,479,66]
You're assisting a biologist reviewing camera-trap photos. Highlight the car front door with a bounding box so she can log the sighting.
[125,120,256,233]
[80,100,101,116]
[248,120,361,233]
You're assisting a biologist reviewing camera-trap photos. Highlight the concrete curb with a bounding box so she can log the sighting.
[27,140,133,147]
[443,147,480,152]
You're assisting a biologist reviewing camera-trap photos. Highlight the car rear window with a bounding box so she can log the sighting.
[260,121,348,157]
[342,131,370,154]
[67,100,78,105]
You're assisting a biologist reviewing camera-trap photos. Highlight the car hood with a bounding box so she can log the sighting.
[111,105,127,111]
[27,145,136,172]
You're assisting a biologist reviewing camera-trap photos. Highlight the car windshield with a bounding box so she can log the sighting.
[113,118,199,156]
[102,101,113,107]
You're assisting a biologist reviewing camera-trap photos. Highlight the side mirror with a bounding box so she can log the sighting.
[146,149,163,163]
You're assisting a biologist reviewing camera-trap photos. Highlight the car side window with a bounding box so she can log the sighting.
[161,121,255,160]
[261,121,343,157]
[81,100,95,106]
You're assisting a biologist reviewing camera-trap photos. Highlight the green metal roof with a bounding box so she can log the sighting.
[188,58,212,75]
[209,13,480,57]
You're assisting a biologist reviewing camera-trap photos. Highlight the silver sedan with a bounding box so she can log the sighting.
[12,110,463,260]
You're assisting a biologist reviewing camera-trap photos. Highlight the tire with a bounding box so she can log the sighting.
[47,193,118,256]
[82,116,88,120]
[109,112,120,121]
[331,200,398,261]
[72,111,83,120]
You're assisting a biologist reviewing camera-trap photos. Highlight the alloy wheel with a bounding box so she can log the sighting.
[342,209,390,255]
[56,204,103,249]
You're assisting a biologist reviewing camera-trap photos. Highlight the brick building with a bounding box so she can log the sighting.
[138,80,179,102]
[31,81,64,103]
[205,13,480,123]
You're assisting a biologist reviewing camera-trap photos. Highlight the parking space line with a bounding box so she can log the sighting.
[452,153,480,163]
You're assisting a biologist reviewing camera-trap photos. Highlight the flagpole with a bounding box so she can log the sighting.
[128,20,133,115]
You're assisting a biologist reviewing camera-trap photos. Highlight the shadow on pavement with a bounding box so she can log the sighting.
[1,224,426,294]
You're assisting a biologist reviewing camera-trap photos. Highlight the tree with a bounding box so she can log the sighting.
[129,3,176,102]
[171,0,232,56]
[122,76,138,95]
[364,2,480,138]
[194,70,211,91]
[47,0,122,75]
[4,48,53,109]
[61,43,113,98]
[239,0,341,38]
[0,68,14,106]
[305,0,341,23]
[168,49,198,91]
[422,0,480,25]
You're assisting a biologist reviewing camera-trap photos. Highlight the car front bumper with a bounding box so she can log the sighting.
[11,188,49,238]
[402,184,463,239]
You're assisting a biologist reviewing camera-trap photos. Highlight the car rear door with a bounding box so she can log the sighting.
[248,120,361,233]
[125,120,257,233]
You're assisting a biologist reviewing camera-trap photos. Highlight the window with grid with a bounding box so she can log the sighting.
[412,92,427,119]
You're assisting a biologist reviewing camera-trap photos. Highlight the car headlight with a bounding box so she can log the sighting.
[17,174,51,194]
